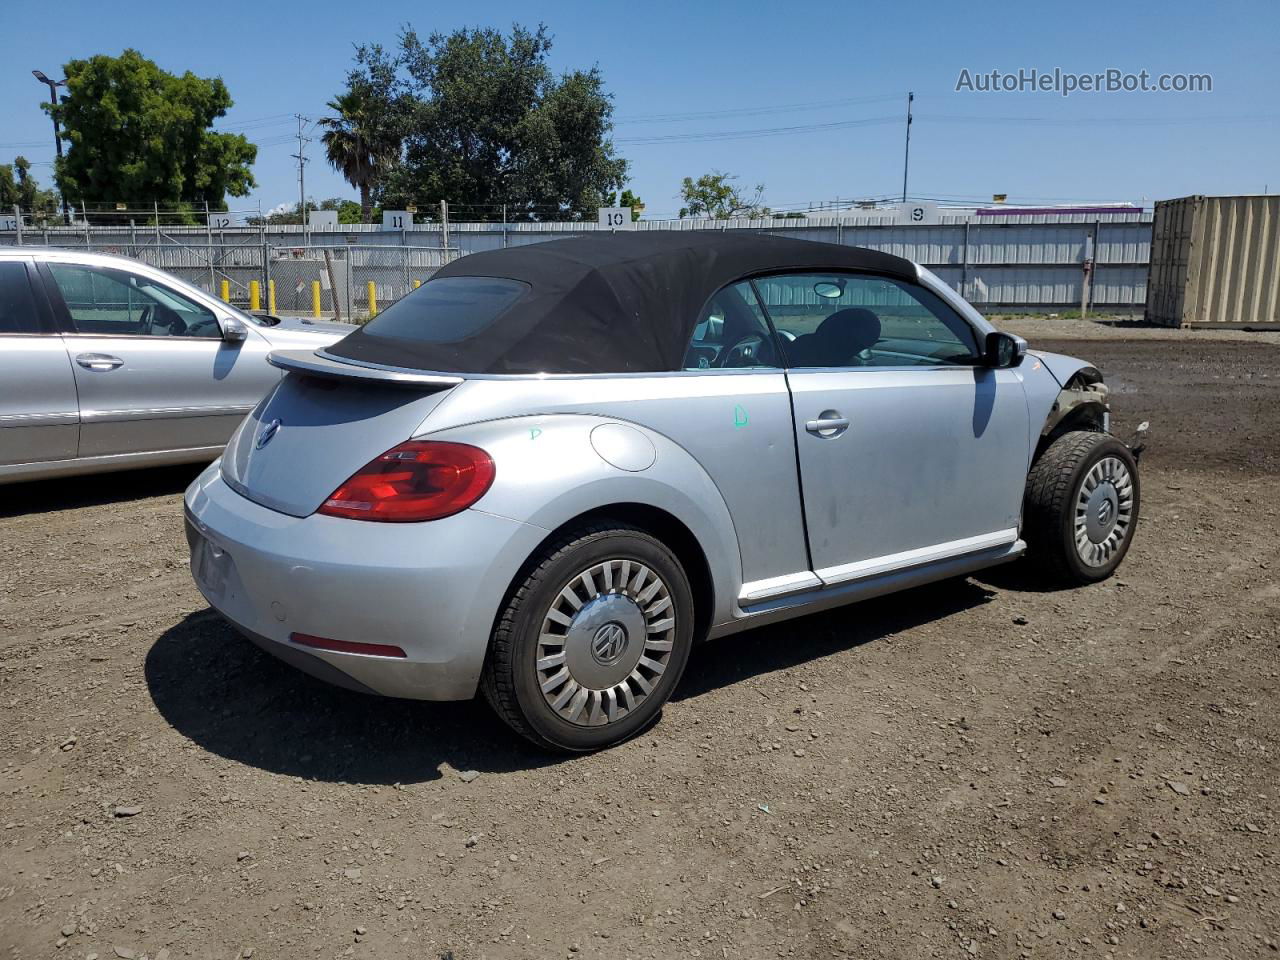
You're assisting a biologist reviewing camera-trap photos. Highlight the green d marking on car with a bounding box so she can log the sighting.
[530,427,542,440]
[733,404,749,429]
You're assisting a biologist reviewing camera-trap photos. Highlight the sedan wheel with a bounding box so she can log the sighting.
[482,522,695,752]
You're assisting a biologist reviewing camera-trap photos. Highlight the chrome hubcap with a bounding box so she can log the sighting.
[536,559,676,726]
[1075,455,1134,567]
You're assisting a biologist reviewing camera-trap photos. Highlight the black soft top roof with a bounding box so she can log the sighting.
[327,231,919,375]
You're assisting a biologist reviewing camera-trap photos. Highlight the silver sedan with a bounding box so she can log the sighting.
[184,232,1141,752]
[0,248,347,483]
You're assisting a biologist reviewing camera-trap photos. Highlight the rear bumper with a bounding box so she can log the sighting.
[183,460,547,700]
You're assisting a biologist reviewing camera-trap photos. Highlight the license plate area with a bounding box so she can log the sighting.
[191,530,234,602]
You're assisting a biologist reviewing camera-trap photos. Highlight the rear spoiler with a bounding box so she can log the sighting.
[268,350,465,389]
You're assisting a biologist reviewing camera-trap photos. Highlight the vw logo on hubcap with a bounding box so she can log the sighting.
[255,418,282,449]
[1097,499,1114,525]
[590,622,628,666]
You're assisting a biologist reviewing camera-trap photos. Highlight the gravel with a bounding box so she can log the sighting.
[2,332,1279,958]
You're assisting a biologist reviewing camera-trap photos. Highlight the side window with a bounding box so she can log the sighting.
[0,262,40,334]
[754,273,980,368]
[48,264,221,339]
[683,280,778,370]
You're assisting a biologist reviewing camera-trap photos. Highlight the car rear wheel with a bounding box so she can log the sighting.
[481,522,695,752]
[1024,430,1140,584]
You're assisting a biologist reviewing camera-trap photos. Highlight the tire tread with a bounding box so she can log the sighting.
[480,521,673,751]
[1024,429,1132,583]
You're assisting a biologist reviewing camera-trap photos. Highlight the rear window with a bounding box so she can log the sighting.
[358,276,529,343]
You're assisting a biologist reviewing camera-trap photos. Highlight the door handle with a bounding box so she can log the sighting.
[805,413,850,438]
[76,353,124,371]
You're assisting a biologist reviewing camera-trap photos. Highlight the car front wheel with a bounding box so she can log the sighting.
[1024,430,1140,584]
[481,522,695,752]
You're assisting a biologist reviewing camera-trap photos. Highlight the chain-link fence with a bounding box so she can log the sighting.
[264,245,453,320]
[0,227,456,320]
[2,208,1158,311]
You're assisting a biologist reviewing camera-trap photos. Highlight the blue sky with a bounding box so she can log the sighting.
[3,0,1277,217]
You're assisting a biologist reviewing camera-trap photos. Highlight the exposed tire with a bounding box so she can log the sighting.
[481,522,695,753]
[1024,430,1140,584]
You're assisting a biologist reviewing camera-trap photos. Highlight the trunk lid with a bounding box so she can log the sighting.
[221,353,458,517]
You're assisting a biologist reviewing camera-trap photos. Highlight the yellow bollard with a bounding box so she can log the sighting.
[267,279,276,315]
[367,281,378,317]
[311,280,322,318]
[413,278,421,289]
[219,279,230,303]
[249,280,261,311]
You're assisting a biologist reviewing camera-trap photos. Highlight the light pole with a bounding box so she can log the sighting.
[32,69,71,224]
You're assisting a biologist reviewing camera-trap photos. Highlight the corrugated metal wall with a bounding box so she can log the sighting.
[2,210,1154,310]
[1146,195,1280,326]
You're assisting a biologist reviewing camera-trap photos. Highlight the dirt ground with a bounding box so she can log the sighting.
[2,321,1279,960]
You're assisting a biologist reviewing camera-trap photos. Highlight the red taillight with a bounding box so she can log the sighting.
[317,440,495,522]
[290,632,407,658]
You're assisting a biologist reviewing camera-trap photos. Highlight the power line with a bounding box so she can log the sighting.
[614,94,901,125]
[918,112,1280,127]
[616,114,900,145]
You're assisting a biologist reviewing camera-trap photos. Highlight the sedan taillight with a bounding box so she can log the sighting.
[317,440,495,522]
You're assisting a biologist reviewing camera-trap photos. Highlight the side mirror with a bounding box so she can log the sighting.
[983,331,1027,369]
[221,315,249,343]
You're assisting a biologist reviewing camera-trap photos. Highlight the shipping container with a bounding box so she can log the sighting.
[1146,195,1280,328]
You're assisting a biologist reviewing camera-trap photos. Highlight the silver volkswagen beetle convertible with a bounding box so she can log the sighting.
[184,233,1139,751]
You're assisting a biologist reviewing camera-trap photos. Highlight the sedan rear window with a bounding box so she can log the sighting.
[357,276,529,344]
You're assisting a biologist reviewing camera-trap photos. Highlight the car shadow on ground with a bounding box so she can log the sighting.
[145,577,996,784]
[970,562,1081,595]
[676,576,996,701]
[145,610,542,786]
[0,463,204,517]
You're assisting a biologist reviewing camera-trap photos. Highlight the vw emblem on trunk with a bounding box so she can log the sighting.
[255,418,282,449]
[590,622,628,666]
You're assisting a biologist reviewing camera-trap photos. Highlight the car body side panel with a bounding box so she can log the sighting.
[0,335,80,466]
[1016,356,1072,462]
[424,414,744,631]
[1030,350,1096,388]
[64,332,278,457]
[787,367,1030,576]
[416,372,811,594]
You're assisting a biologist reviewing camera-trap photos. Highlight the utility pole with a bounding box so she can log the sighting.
[901,91,914,203]
[291,114,310,228]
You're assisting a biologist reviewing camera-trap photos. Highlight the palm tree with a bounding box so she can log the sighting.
[318,89,394,223]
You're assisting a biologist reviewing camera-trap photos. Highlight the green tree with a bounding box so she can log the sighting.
[364,23,627,220]
[604,189,644,220]
[678,171,768,219]
[318,78,401,223]
[46,50,256,218]
[619,189,644,221]
[0,157,60,217]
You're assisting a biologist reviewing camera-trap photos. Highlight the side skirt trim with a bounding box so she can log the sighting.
[711,539,1025,640]
[815,528,1020,587]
